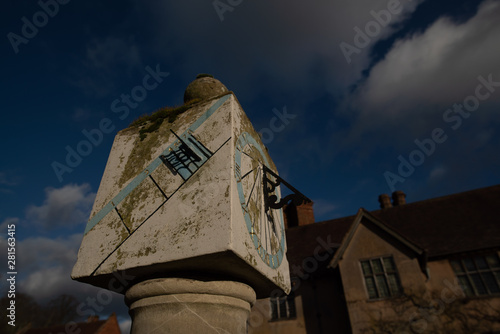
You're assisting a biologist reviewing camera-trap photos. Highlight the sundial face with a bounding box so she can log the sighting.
[234,132,285,269]
[72,92,291,297]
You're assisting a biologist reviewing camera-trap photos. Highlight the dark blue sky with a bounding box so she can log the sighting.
[1,0,499,332]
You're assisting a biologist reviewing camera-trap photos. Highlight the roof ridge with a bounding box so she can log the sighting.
[371,183,500,213]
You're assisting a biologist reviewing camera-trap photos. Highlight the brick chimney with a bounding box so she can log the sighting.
[283,201,314,228]
[378,194,392,209]
[392,190,406,206]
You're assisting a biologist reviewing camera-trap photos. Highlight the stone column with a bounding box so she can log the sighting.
[126,278,256,334]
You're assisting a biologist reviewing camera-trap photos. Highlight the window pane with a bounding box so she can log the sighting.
[470,273,487,295]
[383,257,396,272]
[453,255,500,297]
[387,274,401,295]
[365,277,378,299]
[279,298,287,318]
[450,260,464,273]
[362,256,401,300]
[270,298,278,320]
[482,272,500,294]
[464,258,476,271]
[287,295,297,318]
[475,256,488,270]
[376,275,390,298]
[372,259,383,274]
[361,261,372,275]
[486,255,500,269]
[458,275,474,297]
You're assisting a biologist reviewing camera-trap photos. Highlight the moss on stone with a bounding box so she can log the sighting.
[117,127,169,189]
[130,101,201,141]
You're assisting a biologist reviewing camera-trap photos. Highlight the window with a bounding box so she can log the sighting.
[270,292,296,320]
[361,256,402,299]
[450,254,500,297]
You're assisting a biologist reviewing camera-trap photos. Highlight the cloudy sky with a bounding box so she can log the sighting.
[1,0,499,332]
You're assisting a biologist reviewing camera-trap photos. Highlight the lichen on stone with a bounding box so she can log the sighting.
[130,101,200,141]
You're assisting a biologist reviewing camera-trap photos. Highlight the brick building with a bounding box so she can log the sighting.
[249,185,500,333]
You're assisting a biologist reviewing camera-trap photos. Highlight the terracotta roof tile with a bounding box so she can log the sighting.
[24,320,106,334]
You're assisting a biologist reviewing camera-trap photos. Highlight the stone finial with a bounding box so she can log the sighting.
[184,74,228,103]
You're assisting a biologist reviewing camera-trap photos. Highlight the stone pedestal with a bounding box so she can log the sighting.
[125,278,256,334]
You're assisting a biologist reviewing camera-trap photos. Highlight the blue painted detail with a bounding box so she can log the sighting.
[83,94,231,235]
[84,202,115,234]
[234,131,286,269]
[189,94,231,132]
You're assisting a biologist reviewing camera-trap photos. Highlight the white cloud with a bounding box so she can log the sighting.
[136,0,421,100]
[26,183,95,229]
[6,233,83,301]
[0,217,18,232]
[429,166,447,180]
[312,199,338,218]
[0,182,127,314]
[119,318,132,334]
[18,234,82,274]
[355,0,500,118]
[0,233,84,300]
[333,0,500,168]
[1,232,129,319]
[21,266,78,300]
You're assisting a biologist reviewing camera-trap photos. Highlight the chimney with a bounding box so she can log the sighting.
[378,194,392,209]
[284,201,315,228]
[392,190,406,206]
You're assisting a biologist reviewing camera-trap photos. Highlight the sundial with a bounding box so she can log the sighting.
[71,76,309,303]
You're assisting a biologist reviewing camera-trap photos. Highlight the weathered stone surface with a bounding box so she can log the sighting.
[72,93,291,298]
[126,278,256,334]
[183,76,228,103]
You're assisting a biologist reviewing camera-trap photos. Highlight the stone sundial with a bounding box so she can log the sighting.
[72,75,299,333]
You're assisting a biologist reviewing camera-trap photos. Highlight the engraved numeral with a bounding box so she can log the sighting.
[235,163,242,181]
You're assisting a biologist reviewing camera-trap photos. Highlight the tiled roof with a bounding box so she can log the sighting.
[373,184,500,258]
[285,215,352,268]
[23,320,106,334]
[285,184,500,265]
[21,313,120,334]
